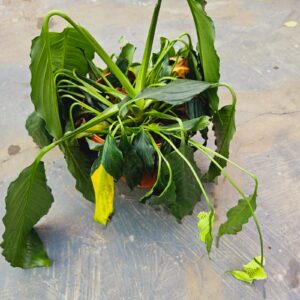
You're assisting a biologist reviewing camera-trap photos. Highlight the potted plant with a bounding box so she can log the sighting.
[1,0,266,283]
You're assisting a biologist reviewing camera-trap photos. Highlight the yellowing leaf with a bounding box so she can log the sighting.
[229,270,253,284]
[197,210,214,253]
[284,21,298,28]
[228,256,267,284]
[91,164,114,225]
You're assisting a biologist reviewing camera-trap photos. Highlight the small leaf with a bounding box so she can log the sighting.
[138,79,212,105]
[229,256,267,283]
[229,270,253,284]
[119,134,144,189]
[101,135,124,180]
[92,164,114,225]
[1,161,54,268]
[204,104,236,181]
[133,129,155,171]
[218,192,257,238]
[197,210,214,253]
[25,112,53,148]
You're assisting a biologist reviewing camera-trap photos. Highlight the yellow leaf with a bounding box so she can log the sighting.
[91,164,114,225]
[284,21,298,28]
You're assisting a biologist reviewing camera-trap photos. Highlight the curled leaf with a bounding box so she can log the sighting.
[197,210,214,253]
[229,256,267,284]
[91,164,114,225]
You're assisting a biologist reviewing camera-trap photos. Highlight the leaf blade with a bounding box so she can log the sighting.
[92,164,114,225]
[218,192,257,238]
[1,161,54,268]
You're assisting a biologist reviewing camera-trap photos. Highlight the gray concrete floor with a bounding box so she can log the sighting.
[0,0,300,299]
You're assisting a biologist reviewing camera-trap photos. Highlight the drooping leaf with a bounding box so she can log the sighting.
[204,104,236,181]
[186,0,220,112]
[25,112,53,148]
[153,144,202,219]
[229,256,267,283]
[218,192,257,238]
[133,129,155,171]
[101,135,124,180]
[30,27,94,139]
[138,79,212,105]
[1,161,54,268]
[60,140,95,202]
[197,210,214,253]
[91,164,114,225]
[119,134,144,189]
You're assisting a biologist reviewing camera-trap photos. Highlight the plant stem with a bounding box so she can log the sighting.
[43,10,136,98]
[189,139,264,266]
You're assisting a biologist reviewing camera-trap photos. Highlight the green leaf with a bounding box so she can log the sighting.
[30,27,94,139]
[138,79,212,105]
[229,256,267,283]
[133,129,155,171]
[1,161,54,268]
[186,0,220,111]
[60,140,95,202]
[107,42,136,87]
[204,104,236,181]
[229,270,253,284]
[119,134,144,189]
[25,112,53,148]
[101,135,124,180]
[159,116,210,133]
[154,144,202,219]
[135,0,162,92]
[197,210,214,253]
[218,192,257,238]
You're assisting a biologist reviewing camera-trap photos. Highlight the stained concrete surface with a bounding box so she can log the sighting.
[0,0,300,299]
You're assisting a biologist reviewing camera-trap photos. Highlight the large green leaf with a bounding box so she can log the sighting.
[1,161,54,268]
[153,144,202,219]
[25,112,53,148]
[218,192,257,238]
[119,134,144,189]
[133,129,155,171]
[204,104,236,181]
[30,27,94,139]
[186,0,220,112]
[138,79,212,105]
[60,140,95,202]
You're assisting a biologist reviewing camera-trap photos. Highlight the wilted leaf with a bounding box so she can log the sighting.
[25,112,53,148]
[218,192,257,238]
[92,164,114,225]
[204,104,236,181]
[1,161,54,268]
[197,210,214,253]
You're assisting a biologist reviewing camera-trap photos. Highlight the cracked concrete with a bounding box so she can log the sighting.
[0,0,300,299]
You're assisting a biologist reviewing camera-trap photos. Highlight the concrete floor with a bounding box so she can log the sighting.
[0,0,300,299]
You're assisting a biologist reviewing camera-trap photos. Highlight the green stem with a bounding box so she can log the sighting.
[43,10,136,97]
[189,139,264,266]
[151,130,213,211]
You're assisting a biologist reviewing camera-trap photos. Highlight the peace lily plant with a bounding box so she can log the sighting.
[2,0,267,283]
